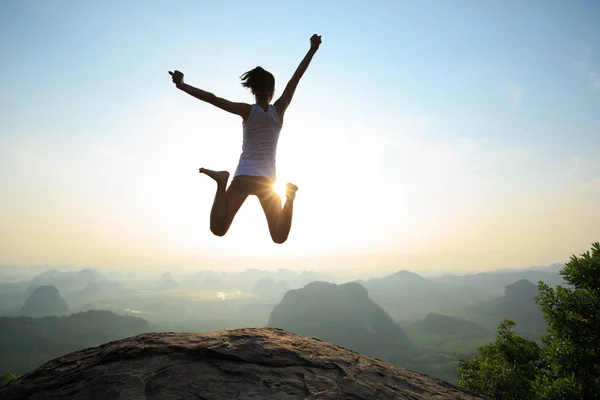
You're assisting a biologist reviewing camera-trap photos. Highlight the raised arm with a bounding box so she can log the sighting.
[274,34,322,121]
[169,71,252,121]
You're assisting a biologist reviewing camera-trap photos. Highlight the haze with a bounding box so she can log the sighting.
[1,1,599,272]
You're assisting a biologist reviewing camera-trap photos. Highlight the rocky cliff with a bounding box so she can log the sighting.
[0,328,486,399]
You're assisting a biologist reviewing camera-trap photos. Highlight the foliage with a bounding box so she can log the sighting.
[457,319,546,399]
[458,243,600,399]
[536,242,600,400]
[0,370,20,387]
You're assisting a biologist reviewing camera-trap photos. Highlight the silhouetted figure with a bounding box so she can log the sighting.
[170,34,321,243]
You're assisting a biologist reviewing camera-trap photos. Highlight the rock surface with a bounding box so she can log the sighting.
[0,327,486,400]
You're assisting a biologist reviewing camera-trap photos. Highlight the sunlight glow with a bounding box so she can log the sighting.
[1,1,599,269]
[273,180,288,201]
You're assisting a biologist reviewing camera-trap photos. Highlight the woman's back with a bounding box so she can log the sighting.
[235,104,282,179]
[169,34,321,244]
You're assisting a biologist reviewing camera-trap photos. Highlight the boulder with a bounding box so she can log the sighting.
[0,327,486,399]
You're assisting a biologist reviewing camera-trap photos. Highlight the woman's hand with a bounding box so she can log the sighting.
[169,70,185,88]
[310,34,322,50]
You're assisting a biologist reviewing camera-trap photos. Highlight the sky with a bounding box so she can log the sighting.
[1,0,599,272]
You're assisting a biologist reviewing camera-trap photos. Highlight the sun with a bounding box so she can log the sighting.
[273,180,288,200]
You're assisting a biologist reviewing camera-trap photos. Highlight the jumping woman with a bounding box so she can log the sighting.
[169,34,322,244]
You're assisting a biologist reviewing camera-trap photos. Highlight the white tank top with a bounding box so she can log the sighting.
[234,104,282,179]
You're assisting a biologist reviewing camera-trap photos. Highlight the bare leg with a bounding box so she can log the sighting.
[200,168,247,236]
[258,183,298,244]
[275,183,298,240]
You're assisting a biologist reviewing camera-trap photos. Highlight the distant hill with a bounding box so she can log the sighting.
[466,279,547,336]
[398,314,493,384]
[268,281,418,360]
[175,268,333,292]
[229,269,333,291]
[0,282,30,317]
[25,284,41,296]
[0,310,149,373]
[252,277,290,299]
[295,270,335,287]
[358,270,493,322]
[273,268,298,282]
[64,282,102,304]
[366,270,433,285]
[226,269,275,291]
[487,263,564,274]
[181,270,223,289]
[95,280,121,291]
[409,313,489,338]
[159,273,179,291]
[81,281,102,297]
[32,269,62,281]
[430,270,564,294]
[0,272,28,282]
[0,265,57,281]
[31,269,103,288]
[21,285,70,317]
[29,268,119,293]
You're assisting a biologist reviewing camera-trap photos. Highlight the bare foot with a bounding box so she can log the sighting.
[286,183,299,200]
[199,168,230,187]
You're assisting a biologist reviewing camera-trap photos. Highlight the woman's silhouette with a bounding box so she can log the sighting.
[169,34,322,244]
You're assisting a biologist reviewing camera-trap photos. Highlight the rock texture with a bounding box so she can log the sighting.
[0,327,486,400]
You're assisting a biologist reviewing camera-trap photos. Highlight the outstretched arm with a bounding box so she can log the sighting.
[274,34,322,121]
[169,71,252,121]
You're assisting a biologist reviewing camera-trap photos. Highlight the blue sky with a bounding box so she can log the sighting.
[1,1,599,270]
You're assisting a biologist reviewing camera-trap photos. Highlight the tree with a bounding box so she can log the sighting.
[0,370,20,387]
[536,242,600,399]
[457,243,600,399]
[457,319,545,400]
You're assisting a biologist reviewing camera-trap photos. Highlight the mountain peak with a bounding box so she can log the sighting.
[268,281,417,361]
[21,285,70,317]
[386,270,431,283]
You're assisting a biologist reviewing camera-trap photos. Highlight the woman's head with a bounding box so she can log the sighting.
[241,66,275,101]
